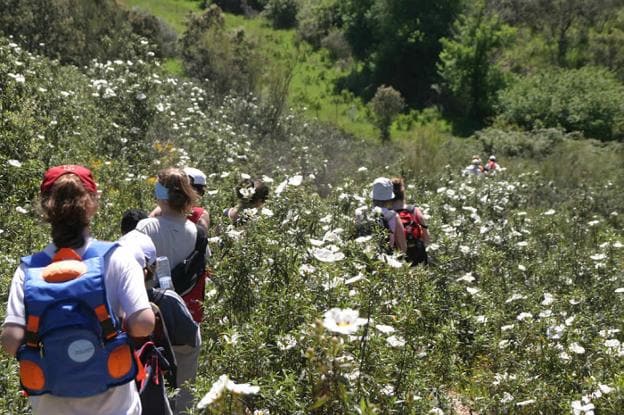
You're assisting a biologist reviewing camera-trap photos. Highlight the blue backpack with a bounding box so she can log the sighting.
[17,241,137,397]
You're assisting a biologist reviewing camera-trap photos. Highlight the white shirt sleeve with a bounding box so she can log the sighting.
[105,247,151,319]
[3,265,27,327]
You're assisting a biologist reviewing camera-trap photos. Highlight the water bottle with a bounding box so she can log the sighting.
[156,256,174,290]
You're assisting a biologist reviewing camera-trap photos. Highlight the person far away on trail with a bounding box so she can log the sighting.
[0,164,155,415]
[150,166,210,230]
[119,227,200,415]
[356,177,408,255]
[463,155,485,176]
[391,177,430,266]
[224,177,270,225]
[483,155,501,175]
[134,167,207,415]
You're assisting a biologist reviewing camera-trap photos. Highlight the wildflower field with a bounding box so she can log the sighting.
[1,37,624,414]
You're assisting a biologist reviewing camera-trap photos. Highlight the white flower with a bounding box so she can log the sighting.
[456,272,475,283]
[516,399,535,407]
[501,324,514,331]
[197,374,228,409]
[15,206,28,214]
[261,208,274,217]
[604,339,620,349]
[547,324,565,339]
[7,159,22,168]
[466,287,480,295]
[518,264,526,271]
[429,408,444,415]
[226,228,244,240]
[476,315,488,324]
[345,274,366,285]
[386,335,406,348]
[571,400,595,415]
[322,308,367,335]
[516,241,528,247]
[312,246,345,263]
[240,173,251,179]
[135,92,147,100]
[505,293,526,303]
[274,179,288,195]
[288,175,303,186]
[598,384,614,394]
[310,238,325,247]
[516,312,532,321]
[543,209,556,216]
[379,253,404,268]
[500,392,514,404]
[615,288,624,293]
[253,410,270,415]
[590,253,607,261]
[277,334,297,350]
[542,293,555,306]
[156,103,165,112]
[569,342,585,354]
[560,351,571,361]
[357,166,368,172]
[375,324,396,334]
[196,374,258,408]
[381,384,394,396]
[355,235,372,244]
[261,175,274,183]
[613,241,623,248]
[239,186,256,199]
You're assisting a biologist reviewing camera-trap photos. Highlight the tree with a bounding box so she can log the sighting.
[339,0,463,105]
[485,0,624,66]
[438,2,514,123]
[180,5,260,95]
[497,66,624,141]
[368,85,405,142]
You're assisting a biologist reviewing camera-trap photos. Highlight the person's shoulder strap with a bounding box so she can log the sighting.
[148,287,166,304]
[83,240,118,259]
[21,251,52,268]
[194,223,208,250]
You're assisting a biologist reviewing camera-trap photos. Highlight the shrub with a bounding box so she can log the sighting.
[368,85,405,142]
[474,127,568,159]
[296,0,340,48]
[497,67,624,141]
[320,28,351,61]
[128,8,177,58]
[263,0,299,29]
[180,5,261,95]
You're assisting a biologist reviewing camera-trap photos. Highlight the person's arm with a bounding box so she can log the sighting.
[0,324,24,357]
[149,205,162,218]
[125,308,155,338]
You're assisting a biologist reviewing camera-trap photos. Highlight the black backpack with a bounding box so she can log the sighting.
[170,225,208,297]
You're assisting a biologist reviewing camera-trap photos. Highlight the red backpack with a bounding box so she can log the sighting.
[395,205,428,266]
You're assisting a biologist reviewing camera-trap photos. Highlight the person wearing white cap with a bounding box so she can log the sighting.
[484,155,501,175]
[463,156,484,176]
[149,166,210,230]
[368,177,407,253]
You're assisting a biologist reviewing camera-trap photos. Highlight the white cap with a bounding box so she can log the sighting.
[489,155,496,161]
[183,167,207,186]
[370,177,395,201]
[119,230,157,268]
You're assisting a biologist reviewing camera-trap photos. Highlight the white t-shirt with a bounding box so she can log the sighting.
[135,216,197,268]
[3,238,150,415]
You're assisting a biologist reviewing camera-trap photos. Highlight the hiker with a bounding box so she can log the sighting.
[0,164,155,415]
[366,177,407,253]
[135,167,204,415]
[150,166,210,230]
[463,156,484,176]
[484,155,501,175]
[391,177,429,265]
[121,208,148,236]
[119,230,201,415]
[224,178,270,224]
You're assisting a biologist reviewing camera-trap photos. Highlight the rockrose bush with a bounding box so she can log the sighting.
[1,35,624,414]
